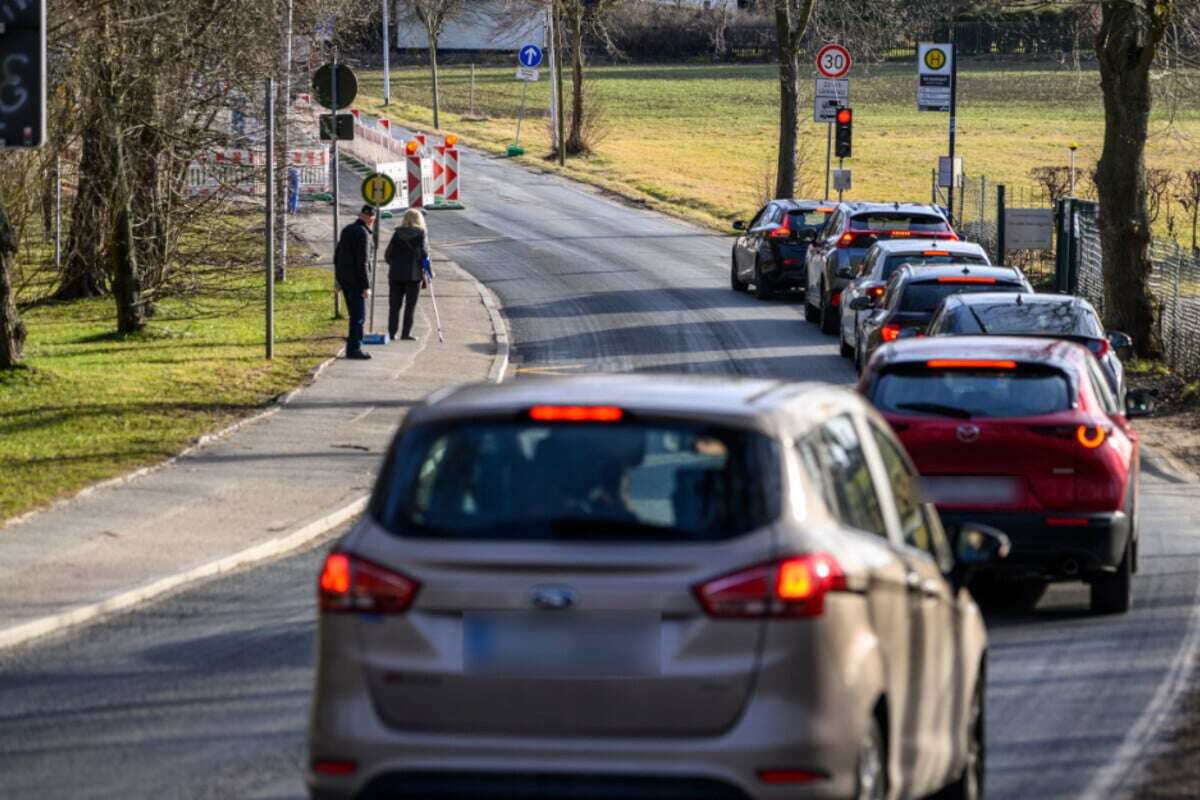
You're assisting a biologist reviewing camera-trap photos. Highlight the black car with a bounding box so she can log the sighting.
[804,202,957,335]
[924,292,1134,402]
[851,264,1032,373]
[731,199,833,300]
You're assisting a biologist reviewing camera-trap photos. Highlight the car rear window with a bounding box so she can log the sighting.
[969,301,1105,337]
[900,280,1024,313]
[372,421,781,542]
[882,253,987,280]
[788,209,831,230]
[871,366,1072,419]
[851,213,950,233]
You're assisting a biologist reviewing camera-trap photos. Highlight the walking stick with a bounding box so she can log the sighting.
[424,263,444,343]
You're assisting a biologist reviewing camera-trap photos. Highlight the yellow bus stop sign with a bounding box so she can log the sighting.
[924,47,947,71]
[361,172,397,207]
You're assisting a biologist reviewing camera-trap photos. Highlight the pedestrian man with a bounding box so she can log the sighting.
[384,208,432,342]
[334,205,376,359]
[287,166,301,215]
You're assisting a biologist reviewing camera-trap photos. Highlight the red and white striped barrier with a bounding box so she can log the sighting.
[443,148,460,205]
[186,147,329,198]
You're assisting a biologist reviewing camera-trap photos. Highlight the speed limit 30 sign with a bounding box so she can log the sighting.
[815,44,852,79]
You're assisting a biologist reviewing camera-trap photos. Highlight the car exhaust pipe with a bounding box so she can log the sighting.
[1061,558,1080,577]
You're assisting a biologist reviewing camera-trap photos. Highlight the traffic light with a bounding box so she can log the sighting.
[835,107,852,159]
[0,0,46,148]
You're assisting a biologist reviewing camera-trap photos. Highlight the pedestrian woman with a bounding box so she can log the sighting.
[383,208,430,341]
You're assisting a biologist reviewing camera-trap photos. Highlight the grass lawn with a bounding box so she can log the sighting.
[354,62,1200,232]
[0,265,343,521]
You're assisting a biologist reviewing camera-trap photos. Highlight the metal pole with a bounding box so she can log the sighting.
[824,122,832,200]
[332,44,342,318]
[53,154,61,270]
[470,63,477,118]
[382,0,391,105]
[1069,144,1077,196]
[369,199,380,332]
[997,184,1007,265]
[265,79,276,360]
[837,156,845,203]
[555,5,565,165]
[280,0,294,281]
[546,7,558,152]
[946,42,958,224]
[515,81,529,147]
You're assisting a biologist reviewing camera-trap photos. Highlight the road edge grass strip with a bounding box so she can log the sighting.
[0,265,345,526]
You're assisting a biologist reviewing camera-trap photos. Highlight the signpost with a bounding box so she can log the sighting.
[509,45,542,157]
[360,172,395,336]
[918,43,958,220]
[1004,208,1055,251]
[314,58,359,318]
[815,45,851,201]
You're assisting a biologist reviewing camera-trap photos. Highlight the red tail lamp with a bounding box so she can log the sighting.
[529,405,624,423]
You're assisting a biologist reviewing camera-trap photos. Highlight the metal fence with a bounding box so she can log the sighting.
[1073,202,1200,378]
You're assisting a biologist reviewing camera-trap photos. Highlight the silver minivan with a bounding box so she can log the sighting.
[307,375,1004,800]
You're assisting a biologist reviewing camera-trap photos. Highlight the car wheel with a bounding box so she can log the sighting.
[730,255,747,293]
[854,715,887,800]
[819,282,839,335]
[1091,539,1133,614]
[936,671,985,800]
[805,296,820,322]
[753,258,774,300]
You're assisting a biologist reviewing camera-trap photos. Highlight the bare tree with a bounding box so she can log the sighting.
[556,0,623,156]
[0,198,26,368]
[772,0,817,199]
[398,0,468,129]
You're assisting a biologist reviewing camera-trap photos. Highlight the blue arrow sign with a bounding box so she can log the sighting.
[519,44,543,68]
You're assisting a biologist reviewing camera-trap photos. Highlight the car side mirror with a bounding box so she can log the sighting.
[849,296,874,311]
[1108,331,1134,359]
[732,220,746,231]
[1125,388,1156,419]
[950,523,1011,590]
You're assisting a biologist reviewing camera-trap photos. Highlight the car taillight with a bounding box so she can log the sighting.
[1085,338,1110,358]
[937,276,996,284]
[831,290,842,307]
[695,554,847,619]
[319,552,420,613]
[837,232,856,247]
[866,285,885,300]
[1029,423,1111,449]
[881,323,902,342]
[530,405,624,422]
[768,218,793,239]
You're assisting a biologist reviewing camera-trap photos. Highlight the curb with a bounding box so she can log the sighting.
[0,256,510,653]
[1141,445,1196,485]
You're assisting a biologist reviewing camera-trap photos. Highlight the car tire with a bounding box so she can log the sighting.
[1091,539,1133,614]
[840,329,855,359]
[936,670,985,800]
[730,255,747,293]
[819,282,839,335]
[753,258,773,300]
[854,714,887,800]
[805,296,820,322]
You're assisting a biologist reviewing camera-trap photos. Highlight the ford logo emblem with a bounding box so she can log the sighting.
[956,424,981,444]
[530,585,577,610]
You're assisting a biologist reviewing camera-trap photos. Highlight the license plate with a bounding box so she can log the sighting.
[922,476,1021,506]
[463,612,661,677]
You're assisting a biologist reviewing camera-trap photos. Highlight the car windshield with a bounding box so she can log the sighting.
[965,301,1105,337]
[372,421,780,542]
[851,213,950,233]
[900,281,1024,313]
[872,367,1072,419]
[788,209,831,230]
[882,253,987,280]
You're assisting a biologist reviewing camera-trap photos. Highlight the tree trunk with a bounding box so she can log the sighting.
[0,199,27,369]
[774,35,800,198]
[566,12,586,154]
[110,132,145,335]
[429,34,441,129]
[56,123,109,300]
[1094,1,1164,358]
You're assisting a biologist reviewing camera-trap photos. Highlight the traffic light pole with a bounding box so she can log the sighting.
[946,44,958,224]
[824,123,832,201]
[837,156,845,203]
[331,45,342,319]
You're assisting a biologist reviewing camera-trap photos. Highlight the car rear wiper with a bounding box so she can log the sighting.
[966,305,990,334]
[894,401,973,419]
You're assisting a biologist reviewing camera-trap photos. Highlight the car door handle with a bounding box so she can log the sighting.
[921,579,942,598]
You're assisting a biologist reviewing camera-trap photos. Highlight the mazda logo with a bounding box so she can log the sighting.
[956,424,981,444]
[530,585,577,610]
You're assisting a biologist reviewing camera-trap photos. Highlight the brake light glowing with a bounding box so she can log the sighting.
[838,232,855,247]
[922,250,951,256]
[867,285,885,300]
[1077,425,1107,449]
[889,231,913,237]
[529,405,624,422]
[768,217,793,239]
[319,553,420,613]
[937,276,996,284]
[881,324,902,342]
[695,555,847,619]
[758,769,829,785]
[926,359,1017,369]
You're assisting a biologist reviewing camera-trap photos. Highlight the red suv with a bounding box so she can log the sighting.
[859,336,1151,614]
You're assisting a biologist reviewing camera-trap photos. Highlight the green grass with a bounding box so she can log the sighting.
[356,62,1200,232]
[0,266,343,521]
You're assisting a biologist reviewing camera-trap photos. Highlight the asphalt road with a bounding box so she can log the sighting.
[1,146,1198,799]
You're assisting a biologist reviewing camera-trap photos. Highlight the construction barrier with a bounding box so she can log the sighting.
[186,147,329,198]
[376,160,410,211]
[443,148,461,205]
[405,154,435,208]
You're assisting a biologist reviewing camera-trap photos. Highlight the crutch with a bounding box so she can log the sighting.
[424,262,444,343]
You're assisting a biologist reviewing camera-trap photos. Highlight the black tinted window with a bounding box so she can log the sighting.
[373,422,780,542]
[882,253,987,280]
[851,213,950,233]
[871,367,1072,419]
[972,301,1104,336]
[900,281,1026,313]
[870,426,932,554]
[806,416,887,537]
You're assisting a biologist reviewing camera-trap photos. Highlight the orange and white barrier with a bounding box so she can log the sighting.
[405,153,434,208]
[443,148,460,204]
[186,146,329,198]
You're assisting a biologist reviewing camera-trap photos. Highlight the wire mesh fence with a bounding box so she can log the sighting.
[1075,202,1200,379]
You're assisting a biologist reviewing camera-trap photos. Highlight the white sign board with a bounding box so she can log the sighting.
[918,43,953,112]
[376,161,410,211]
[1005,208,1055,251]
[516,66,540,82]
[938,156,963,188]
[814,78,849,123]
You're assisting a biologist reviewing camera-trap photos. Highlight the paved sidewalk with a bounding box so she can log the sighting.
[0,169,504,649]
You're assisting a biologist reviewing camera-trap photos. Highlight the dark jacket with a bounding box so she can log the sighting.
[334,219,372,292]
[384,226,429,283]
